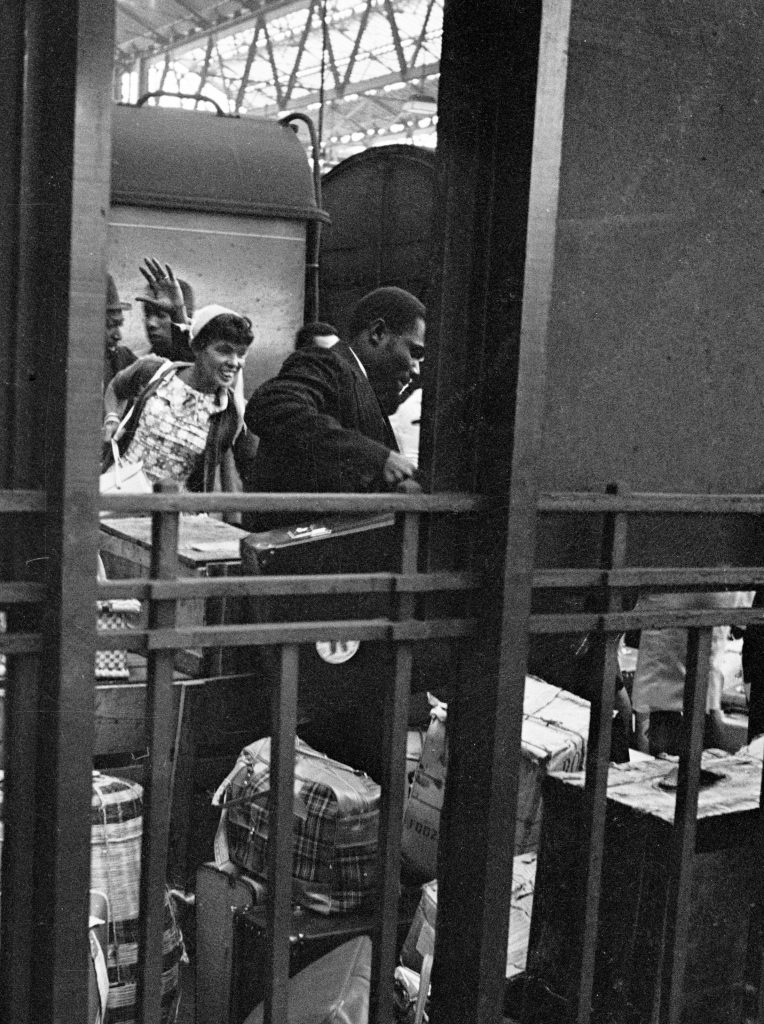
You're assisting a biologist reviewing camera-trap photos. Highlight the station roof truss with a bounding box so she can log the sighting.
[115,0,441,165]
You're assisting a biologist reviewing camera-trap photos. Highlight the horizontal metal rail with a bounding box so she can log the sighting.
[0,634,43,654]
[96,569,481,601]
[538,490,764,514]
[93,616,479,650]
[530,606,764,634]
[0,583,47,602]
[98,490,485,515]
[0,489,46,513]
[534,565,764,590]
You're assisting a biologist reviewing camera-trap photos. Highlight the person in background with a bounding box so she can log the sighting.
[631,590,751,754]
[242,287,425,777]
[104,274,136,388]
[135,258,196,362]
[102,304,256,493]
[243,286,424,530]
[742,590,764,742]
[294,321,340,351]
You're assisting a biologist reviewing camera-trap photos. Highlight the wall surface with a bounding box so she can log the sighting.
[540,1,764,499]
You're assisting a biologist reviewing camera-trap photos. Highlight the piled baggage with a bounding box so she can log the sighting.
[213,736,381,915]
[91,773,184,1024]
[199,737,383,1024]
[0,771,183,1024]
[401,679,591,880]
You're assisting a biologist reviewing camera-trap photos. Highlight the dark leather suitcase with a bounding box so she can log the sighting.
[230,903,375,1024]
[195,861,267,1024]
[231,886,422,1023]
[243,935,372,1024]
[240,513,399,780]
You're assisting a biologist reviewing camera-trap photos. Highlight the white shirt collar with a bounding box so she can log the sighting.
[347,346,368,378]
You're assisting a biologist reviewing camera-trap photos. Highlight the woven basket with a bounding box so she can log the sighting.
[96,599,141,681]
[0,772,182,1024]
[91,773,183,1024]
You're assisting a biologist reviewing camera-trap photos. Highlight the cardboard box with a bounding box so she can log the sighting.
[401,679,590,879]
[400,853,538,979]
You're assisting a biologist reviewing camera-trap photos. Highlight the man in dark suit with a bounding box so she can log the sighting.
[240,288,425,776]
[243,287,425,525]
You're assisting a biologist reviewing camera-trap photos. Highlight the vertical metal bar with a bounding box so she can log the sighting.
[264,643,299,1024]
[17,1,114,1021]
[370,511,419,1024]
[429,1,572,1020]
[138,56,150,98]
[0,7,36,1021]
[756,751,764,1024]
[574,492,628,1024]
[658,626,712,1024]
[0,652,39,1024]
[0,0,23,487]
[137,483,181,1024]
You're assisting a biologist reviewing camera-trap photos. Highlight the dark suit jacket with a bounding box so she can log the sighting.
[243,342,398,502]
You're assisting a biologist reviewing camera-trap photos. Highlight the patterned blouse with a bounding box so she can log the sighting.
[122,372,225,487]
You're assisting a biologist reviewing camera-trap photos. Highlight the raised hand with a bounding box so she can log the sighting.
[138,257,188,322]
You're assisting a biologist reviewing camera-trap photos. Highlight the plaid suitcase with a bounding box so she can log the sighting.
[213,737,380,915]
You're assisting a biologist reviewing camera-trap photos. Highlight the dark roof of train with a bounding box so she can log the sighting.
[112,104,326,222]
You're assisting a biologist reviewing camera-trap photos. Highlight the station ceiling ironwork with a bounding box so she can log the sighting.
[115,0,441,166]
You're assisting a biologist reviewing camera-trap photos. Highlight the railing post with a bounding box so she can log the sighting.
[574,484,629,1023]
[659,625,713,1024]
[370,509,420,1023]
[263,643,299,1024]
[138,481,181,1024]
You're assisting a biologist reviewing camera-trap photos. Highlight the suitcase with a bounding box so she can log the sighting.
[213,736,381,915]
[195,861,267,1024]
[243,935,372,1024]
[230,903,375,1023]
[240,513,399,780]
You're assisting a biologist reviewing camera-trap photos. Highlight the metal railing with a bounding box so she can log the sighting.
[2,486,764,1023]
[96,485,483,1024]
[525,489,764,1024]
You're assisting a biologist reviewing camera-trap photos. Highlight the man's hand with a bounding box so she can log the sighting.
[139,257,188,323]
[382,450,417,486]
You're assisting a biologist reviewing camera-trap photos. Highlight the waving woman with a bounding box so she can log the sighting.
[102,304,256,493]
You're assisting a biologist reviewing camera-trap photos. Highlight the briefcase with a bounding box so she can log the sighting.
[240,513,399,780]
[231,903,374,1024]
